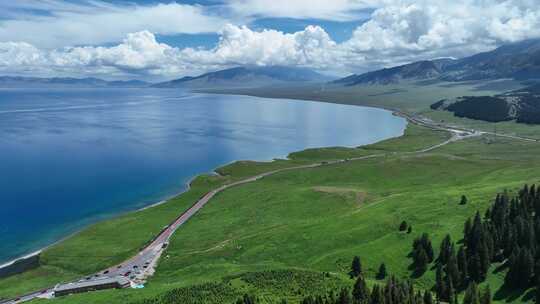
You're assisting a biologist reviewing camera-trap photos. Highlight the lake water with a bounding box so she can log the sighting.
[0,88,406,264]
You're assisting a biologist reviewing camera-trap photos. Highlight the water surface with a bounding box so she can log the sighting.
[0,88,406,263]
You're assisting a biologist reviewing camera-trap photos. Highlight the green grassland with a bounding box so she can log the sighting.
[2,120,540,303]
[3,80,540,303]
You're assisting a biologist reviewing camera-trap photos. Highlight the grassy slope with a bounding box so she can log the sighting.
[2,81,539,302]
[24,123,540,304]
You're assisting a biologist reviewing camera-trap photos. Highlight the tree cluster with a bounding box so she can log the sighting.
[411,233,434,275]
[425,184,540,302]
[300,275,434,304]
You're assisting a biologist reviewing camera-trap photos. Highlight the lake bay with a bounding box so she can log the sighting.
[0,88,406,263]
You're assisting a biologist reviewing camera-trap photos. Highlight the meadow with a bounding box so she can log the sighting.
[3,81,540,303]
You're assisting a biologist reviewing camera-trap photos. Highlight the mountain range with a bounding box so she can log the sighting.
[335,39,540,86]
[0,76,149,88]
[3,39,540,89]
[152,66,330,88]
[0,66,330,89]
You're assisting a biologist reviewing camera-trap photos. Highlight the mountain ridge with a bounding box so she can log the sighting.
[0,76,149,88]
[335,39,540,86]
[153,66,331,88]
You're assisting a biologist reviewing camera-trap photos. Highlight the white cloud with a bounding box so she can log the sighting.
[1,0,540,79]
[344,0,540,61]
[0,25,339,79]
[185,24,337,67]
[0,2,228,49]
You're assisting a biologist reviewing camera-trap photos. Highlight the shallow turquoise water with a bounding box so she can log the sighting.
[0,88,406,263]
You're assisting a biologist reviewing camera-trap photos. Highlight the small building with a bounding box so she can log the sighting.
[53,276,130,297]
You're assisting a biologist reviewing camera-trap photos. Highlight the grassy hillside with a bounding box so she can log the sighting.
[3,122,538,304]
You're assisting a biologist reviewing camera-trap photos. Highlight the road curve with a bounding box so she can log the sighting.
[2,115,532,303]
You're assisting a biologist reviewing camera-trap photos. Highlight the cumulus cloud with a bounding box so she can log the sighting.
[1,0,540,79]
[0,2,228,49]
[0,25,340,78]
[185,24,337,68]
[343,0,540,67]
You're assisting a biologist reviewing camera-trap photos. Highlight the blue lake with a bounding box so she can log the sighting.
[0,88,406,264]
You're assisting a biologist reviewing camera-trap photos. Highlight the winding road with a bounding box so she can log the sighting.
[0,114,528,303]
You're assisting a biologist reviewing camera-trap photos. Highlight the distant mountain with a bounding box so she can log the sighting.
[153,66,331,88]
[334,60,448,86]
[335,39,540,86]
[0,76,149,88]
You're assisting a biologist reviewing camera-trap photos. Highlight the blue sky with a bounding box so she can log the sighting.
[0,1,538,80]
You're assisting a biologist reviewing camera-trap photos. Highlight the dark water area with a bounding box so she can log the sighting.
[0,88,406,264]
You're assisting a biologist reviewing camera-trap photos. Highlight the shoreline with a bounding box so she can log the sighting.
[0,96,408,271]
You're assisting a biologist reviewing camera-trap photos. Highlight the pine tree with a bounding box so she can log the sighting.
[423,291,433,304]
[463,282,480,304]
[461,195,468,205]
[435,263,444,300]
[377,263,387,280]
[481,285,492,304]
[352,275,369,303]
[338,288,351,304]
[438,234,453,265]
[370,284,383,304]
[446,250,460,287]
[400,221,408,231]
[350,256,362,278]
[505,248,534,288]
[457,246,469,287]
[413,247,429,274]
[447,278,456,304]
[407,225,413,234]
[425,235,435,263]
[469,253,483,283]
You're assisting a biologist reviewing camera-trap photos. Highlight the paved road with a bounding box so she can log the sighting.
[2,114,533,304]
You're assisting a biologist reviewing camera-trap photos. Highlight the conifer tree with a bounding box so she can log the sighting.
[350,256,362,278]
[446,251,460,287]
[413,247,429,274]
[457,246,469,286]
[446,275,456,304]
[461,195,468,205]
[463,282,480,304]
[423,291,433,304]
[435,263,444,300]
[352,275,369,303]
[370,284,383,304]
[338,288,351,304]
[438,234,453,265]
[400,221,408,231]
[377,263,387,280]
